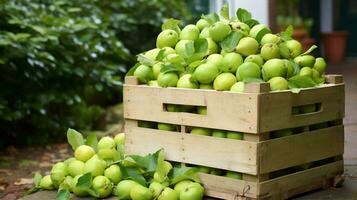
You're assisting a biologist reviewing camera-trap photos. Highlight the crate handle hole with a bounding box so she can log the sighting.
[163,103,207,115]
[292,103,323,116]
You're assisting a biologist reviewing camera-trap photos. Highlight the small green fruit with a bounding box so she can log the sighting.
[115,180,140,200]
[249,24,271,40]
[197,106,207,115]
[236,37,259,56]
[199,27,210,38]
[299,67,313,77]
[180,24,200,40]
[68,160,84,177]
[158,123,177,131]
[83,155,106,176]
[157,30,179,48]
[174,180,193,193]
[222,52,243,73]
[206,38,219,54]
[213,73,237,91]
[104,165,122,184]
[192,62,220,84]
[71,175,88,197]
[260,43,280,60]
[236,62,261,81]
[285,40,302,58]
[179,182,204,200]
[92,176,113,198]
[212,130,227,138]
[199,84,213,90]
[226,131,243,140]
[40,175,54,190]
[177,74,199,89]
[313,57,327,74]
[207,54,224,69]
[294,55,315,68]
[268,77,288,91]
[225,171,242,180]
[261,33,280,45]
[196,19,210,30]
[153,63,164,79]
[230,82,245,93]
[230,21,250,35]
[190,127,211,136]
[98,136,115,149]
[75,145,95,162]
[158,187,179,200]
[134,65,154,84]
[209,21,231,42]
[244,54,264,68]
[262,59,287,81]
[114,133,125,146]
[130,184,153,200]
[196,166,210,173]
[148,80,159,87]
[144,48,160,60]
[158,72,179,87]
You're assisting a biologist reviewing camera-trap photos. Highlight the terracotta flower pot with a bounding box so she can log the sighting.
[321,31,348,64]
[302,37,316,52]
[292,29,307,43]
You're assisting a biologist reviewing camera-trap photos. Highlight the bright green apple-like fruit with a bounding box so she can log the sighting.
[156,30,179,48]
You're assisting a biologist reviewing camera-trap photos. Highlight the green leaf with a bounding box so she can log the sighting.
[279,43,290,59]
[245,19,259,28]
[300,45,318,56]
[113,144,125,162]
[162,18,181,34]
[120,166,147,186]
[220,3,230,20]
[66,128,84,151]
[126,63,141,76]
[85,133,98,152]
[56,189,70,200]
[290,60,300,76]
[34,173,42,188]
[236,8,252,22]
[314,77,326,85]
[255,28,271,42]
[154,150,167,183]
[76,173,92,188]
[288,75,316,89]
[194,38,208,54]
[242,78,264,83]
[155,49,166,61]
[160,63,184,74]
[183,41,195,58]
[280,25,294,41]
[169,166,200,185]
[220,31,243,52]
[137,54,155,66]
[126,149,162,173]
[202,13,220,25]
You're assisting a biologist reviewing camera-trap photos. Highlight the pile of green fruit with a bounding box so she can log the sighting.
[128,4,327,93]
[30,129,205,200]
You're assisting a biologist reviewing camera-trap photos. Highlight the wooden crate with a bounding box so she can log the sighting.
[123,75,345,200]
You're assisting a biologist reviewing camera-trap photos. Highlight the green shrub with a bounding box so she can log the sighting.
[0,0,193,147]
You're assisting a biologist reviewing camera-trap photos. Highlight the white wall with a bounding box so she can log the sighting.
[209,0,270,26]
[320,0,333,32]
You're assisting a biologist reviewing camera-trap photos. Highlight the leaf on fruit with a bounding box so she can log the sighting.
[120,166,147,186]
[67,128,84,151]
[155,150,167,183]
[280,25,294,41]
[162,18,181,34]
[279,43,290,59]
[314,77,325,85]
[194,38,208,54]
[76,172,92,189]
[183,41,195,58]
[290,60,300,76]
[220,3,230,20]
[288,75,316,89]
[168,166,200,185]
[56,189,71,200]
[137,54,155,66]
[255,28,271,42]
[236,8,251,22]
[160,63,184,74]
[220,31,243,52]
[300,45,318,56]
[85,133,98,152]
[126,63,141,76]
[33,173,42,188]
[245,19,259,28]
[114,144,125,162]
[155,49,166,61]
[242,78,264,83]
[126,149,162,173]
[202,13,220,25]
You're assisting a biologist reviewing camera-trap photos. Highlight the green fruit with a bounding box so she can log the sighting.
[149,182,165,198]
[192,62,219,84]
[131,184,153,200]
[92,176,113,198]
[196,19,210,30]
[226,131,243,140]
[199,84,213,90]
[299,67,313,77]
[71,175,89,197]
[210,168,223,176]
[199,27,210,38]
[83,155,106,176]
[222,52,243,73]
[283,59,294,78]
[312,68,320,81]
[157,30,179,48]
[40,175,54,190]
[212,130,227,138]
[271,129,293,138]
[98,149,115,160]
[300,104,316,113]
[114,133,125,146]
[209,21,231,42]
[260,43,280,60]
[190,127,211,136]
[225,171,242,180]
[261,33,280,45]
[134,65,154,84]
[196,166,210,173]
[158,123,177,131]
[249,24,271,41]
[163,161,173,173]
[115,180,140,200]
[166,104,179,112]
[268,77,288,91]
[158,187,179,200]
[262,59,287,81]
[294,55,315,68]
[59,176,73,191]
[144,48,160,60]
[174,180,193,194]
[175,40,192,57]
[244,54,264,67]
[236,37,259,56]
[180,24,200,40]
[98,136,115,149]
[213,73,237,91]
[313,57,327,74]
[197,106,207,115]
[285,40,302,58]
[162,47,176,56]
[177,74,199,89]
[68,160,84,177]
[75,145,95,162]
[179,182,204,200]
[104,165,122,184]
[165,53,185,66]
[206,38,219,54]
[207,54,224,69]
[230,82,245,93]
[230,21,250,35]
[51,162,67,187]
[236,62,261,81]
[148,80,159,87]
[153,63,164,79]
[158,72,179,87]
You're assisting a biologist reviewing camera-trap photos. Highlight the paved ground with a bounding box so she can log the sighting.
[20,59,357,199]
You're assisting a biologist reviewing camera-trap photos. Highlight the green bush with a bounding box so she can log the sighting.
[0,0,193,147]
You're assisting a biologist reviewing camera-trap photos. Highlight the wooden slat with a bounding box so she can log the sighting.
[258,84,345,132]
[125,126,258,175]
[199,173,259,199]
[259,125,344,173]
[258,160,344,196]
[124,84,260,133]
